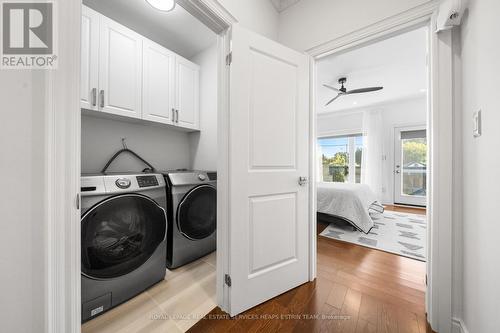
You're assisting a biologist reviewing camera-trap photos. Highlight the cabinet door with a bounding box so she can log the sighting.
[81,6,99,111]
[142,40,175,124]
[99,16,142,118]
[175,57,200,130]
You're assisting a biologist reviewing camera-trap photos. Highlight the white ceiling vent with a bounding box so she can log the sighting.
[270,0,301,13]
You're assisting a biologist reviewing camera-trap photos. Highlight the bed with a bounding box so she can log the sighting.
[317,182,383,234]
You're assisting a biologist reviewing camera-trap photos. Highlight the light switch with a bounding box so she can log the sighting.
[473,110,481,138]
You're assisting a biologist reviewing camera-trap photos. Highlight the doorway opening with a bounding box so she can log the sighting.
[78,0,229,331]
[314,24,431,329]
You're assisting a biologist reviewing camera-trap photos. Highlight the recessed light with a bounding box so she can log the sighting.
[420,88,427,93]
[146,0,176,12]
[353,101,358,105]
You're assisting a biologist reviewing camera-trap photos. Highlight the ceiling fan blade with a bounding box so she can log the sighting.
[323,84,341,93]
[325,94,341,106]
[347,87,383,94]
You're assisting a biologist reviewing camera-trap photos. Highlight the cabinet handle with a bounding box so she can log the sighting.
[91,88,97,107]
[99,90,105,108]
[172,108,175,122]
[176,109,179,123]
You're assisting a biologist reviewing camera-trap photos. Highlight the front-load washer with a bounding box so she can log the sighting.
[162,170,217,269]
[80,173,167,322]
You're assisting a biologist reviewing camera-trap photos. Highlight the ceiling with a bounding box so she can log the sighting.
[83,0,216,58]
[270,0,302,13]
[316,26,428,113]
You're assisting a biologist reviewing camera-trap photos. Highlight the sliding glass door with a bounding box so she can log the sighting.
[394,127,427,206]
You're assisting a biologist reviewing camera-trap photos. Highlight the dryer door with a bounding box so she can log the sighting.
[177,185,216,240]
[81,194,166,279]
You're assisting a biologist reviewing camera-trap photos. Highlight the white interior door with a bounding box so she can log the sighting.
[99,16,142,118]
[80,6,99,111]
[142,40,175,124]
[227,25,310,316]
[175,57,200,129]
[394,126,427,206]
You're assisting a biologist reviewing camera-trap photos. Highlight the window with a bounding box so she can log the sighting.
[318,135,363,183]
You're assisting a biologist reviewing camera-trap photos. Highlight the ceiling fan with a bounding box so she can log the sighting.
[323,77,383,106]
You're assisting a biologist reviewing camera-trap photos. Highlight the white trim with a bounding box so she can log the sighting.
[452,317,469,333]
[307,1,439,58]
[177,0,237,34]
[46,0,82,332]
[307,7,454,333]
[215,29,232,313]
[428,26,454,333]
[308,57,317,281]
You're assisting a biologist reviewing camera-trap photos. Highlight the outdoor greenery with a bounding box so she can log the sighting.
[402,138,427,165]
[322,148,362,182]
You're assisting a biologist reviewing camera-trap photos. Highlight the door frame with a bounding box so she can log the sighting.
[46,0,238,331]
[393,124,427,207]
[307,2,454,332]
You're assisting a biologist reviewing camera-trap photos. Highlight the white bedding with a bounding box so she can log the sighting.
[317,182,379,234]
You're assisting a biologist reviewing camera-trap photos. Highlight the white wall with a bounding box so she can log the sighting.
[219,0,279,40]
[278,0,434,51]
[81,115,191,173]
[317,97,427,204]
[189,44,218,171]
[0,73,46,332]
[459,1,500,332]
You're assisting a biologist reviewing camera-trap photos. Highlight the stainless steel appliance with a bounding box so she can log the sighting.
[80,173,167,322]
[162,170,217,268]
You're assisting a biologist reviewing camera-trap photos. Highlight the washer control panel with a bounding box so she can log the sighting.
[137,175,159,188]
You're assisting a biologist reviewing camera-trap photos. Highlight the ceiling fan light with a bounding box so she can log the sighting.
[146,0,176,12]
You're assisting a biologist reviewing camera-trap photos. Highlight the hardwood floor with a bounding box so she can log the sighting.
[189,206,433,333]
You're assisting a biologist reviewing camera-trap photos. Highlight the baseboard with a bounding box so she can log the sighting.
[452,317,469,333]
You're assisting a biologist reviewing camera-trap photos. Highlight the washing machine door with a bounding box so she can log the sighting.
[81,194,166,280]
[177,185,216,240]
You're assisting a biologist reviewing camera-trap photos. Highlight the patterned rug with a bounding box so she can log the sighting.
[319,211,427,261]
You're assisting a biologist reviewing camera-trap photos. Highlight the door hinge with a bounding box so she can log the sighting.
[224,274,232,287]
[226,52,232,66]
[76,193,80,210]
[425,274,427,286]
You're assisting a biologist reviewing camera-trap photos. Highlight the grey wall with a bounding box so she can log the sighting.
[81,115,191,173]
[459,1,500,332]
[189,43,218,171]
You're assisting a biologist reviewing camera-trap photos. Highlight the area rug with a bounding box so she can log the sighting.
[319,211,427,261]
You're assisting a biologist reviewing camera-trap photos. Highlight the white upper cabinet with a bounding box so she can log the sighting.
[80,6,199,130]
[142,40,175,124]
[175,57,200,130]
[80,6,99,111]
[99,16,143,119]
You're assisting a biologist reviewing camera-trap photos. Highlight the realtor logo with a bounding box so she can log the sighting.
[1,1,57,69]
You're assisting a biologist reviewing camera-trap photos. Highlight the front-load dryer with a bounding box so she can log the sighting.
[162,170,216,269]
[80,173,167,322]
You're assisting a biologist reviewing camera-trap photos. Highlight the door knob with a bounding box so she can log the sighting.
[298,177,308,186]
